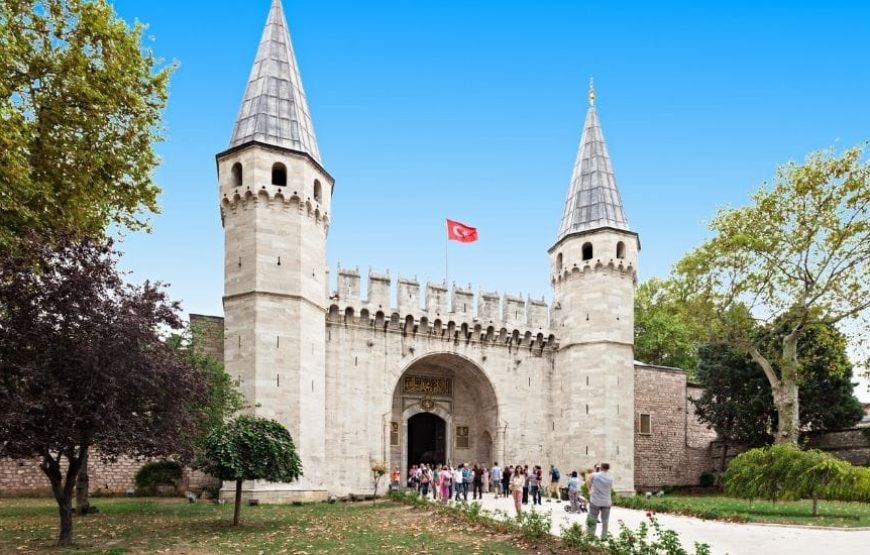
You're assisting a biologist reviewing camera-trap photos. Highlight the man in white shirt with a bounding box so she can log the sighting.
[586,463,613,538]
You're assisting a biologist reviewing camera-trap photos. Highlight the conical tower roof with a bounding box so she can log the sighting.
[556,83,629,241]
[229,0,321,162]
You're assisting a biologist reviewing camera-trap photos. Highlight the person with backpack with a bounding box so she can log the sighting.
[549,464,561,501]
[462,463,473,501]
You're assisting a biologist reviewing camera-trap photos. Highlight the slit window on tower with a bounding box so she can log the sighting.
[314,179,322,203]
[272,162,287,186]
[231,162,243,187]
[582,242,593,261]
[616,241,626,259]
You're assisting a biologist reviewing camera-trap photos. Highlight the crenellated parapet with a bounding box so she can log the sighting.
[220,188,330,232]
[327,265,558,350]
[553,257,637,286]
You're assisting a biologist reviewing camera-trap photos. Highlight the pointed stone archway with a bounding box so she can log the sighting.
[389,353,499,484]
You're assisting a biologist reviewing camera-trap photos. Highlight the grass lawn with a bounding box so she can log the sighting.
[615,494,870,528]
[0,497,541,554]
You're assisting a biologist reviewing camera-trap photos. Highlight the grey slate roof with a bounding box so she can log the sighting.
[556,105,629,240]
[229,0,321,162]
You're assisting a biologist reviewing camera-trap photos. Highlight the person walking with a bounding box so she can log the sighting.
[438,465,452,505]
[482,465,490,495]
[490,462,502,498]
[390,466,400,491]
[472,464,483,499]
[548,464,561,501]
[567,471,581,512]
[530,465,543,505]
[510,466,525,515]
[521,465,530,505]
[502,465,512,498]
[432,465,440,501]
[462,463,473,501]
[420,465,431,498]
[453,465,464,501]
[586,463,613,539]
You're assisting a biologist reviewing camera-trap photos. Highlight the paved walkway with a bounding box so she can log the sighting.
[464,494,869,555]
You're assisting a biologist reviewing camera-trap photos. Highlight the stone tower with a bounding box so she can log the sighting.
[549,82,639,493]
[216,0,333,502]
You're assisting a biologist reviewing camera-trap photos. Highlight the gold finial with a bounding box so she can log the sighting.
[588,77,596,107]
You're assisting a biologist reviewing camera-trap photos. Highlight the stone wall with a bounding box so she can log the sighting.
[805,428,870,466]
[633,363,717,491]
[0,455,219,497]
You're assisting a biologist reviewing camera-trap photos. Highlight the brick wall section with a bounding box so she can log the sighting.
[190,313,225,365]
[0,456,219,497]
[805,428,870,466]
[633,364,718,491]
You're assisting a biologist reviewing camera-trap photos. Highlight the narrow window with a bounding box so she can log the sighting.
[639,414,652,435]
[314,179,323,203]
[272,162,287,186]
[556,252,563,271]
[582,242,593,261]
[231,162,243,187]
[616,241,626,259]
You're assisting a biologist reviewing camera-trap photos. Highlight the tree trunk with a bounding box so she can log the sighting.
[775,332,802,445]
[76,449,90,515]
[812,496,818,517]
[233,479,242,526]
[717,443,729,487]
[40,448,86,546]
[57,496,74,546]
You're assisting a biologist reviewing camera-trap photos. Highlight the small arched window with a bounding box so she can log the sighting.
[271,162,287,186]
[616,241,626,259]
[231,162,243,187]
[556,252,563,271]
[582,242,593,261]
[313,180,322,203]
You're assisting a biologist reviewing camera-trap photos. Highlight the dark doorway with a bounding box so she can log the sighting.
[407,413,446,468]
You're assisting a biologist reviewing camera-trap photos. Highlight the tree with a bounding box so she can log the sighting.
[167,325,246,465]
[202,416,302,526]
[693,324,864,455]
[634,278,706,375]
[677,145,870,444]
[0,235,206,546]
[724,444,870,515]
[0,0,172,252]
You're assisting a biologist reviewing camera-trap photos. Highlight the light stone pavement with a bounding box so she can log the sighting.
[450,494,870,555]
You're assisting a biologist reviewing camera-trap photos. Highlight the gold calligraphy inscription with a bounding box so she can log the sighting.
[402,375,452,396]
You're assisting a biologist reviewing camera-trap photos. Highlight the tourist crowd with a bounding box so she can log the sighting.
[389,461,614,538]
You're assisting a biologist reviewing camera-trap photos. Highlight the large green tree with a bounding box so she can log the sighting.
[634,278,706,375]
[0,0,172,251]
[694,323,864,449]
[677,145,870,444]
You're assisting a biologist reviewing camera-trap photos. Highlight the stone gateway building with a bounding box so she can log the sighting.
[212,0,639,502]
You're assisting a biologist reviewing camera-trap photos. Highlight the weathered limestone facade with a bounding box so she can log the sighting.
[215,0,639,501]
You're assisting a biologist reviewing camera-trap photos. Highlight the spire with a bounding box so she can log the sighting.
[555,86,629,241]
[229,0,321,162]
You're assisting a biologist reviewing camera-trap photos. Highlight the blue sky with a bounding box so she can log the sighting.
[112,0,870,395]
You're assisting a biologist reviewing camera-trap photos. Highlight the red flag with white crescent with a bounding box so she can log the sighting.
[446,219,478,243]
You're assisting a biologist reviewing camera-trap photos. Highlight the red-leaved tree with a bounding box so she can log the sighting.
[0,235,206,546]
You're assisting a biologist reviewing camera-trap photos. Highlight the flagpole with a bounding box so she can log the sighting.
[445,233,449,289]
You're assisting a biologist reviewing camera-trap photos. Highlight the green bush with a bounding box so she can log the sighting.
[605,515,712,555]
[134,460,182,495]
[561,521,601,551]
[516,509,551,540]
[724,444,870,515]
[699,471,716,488]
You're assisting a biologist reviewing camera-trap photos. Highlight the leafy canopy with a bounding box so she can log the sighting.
[202,416,302,484]
[0,0,173,251]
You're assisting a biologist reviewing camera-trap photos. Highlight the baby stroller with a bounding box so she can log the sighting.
[564,495,588,514]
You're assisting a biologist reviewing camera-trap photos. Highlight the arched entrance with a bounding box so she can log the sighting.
[407,412,446,467]
[390,353,499,482]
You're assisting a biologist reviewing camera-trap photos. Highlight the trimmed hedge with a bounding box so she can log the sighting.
[134,460,182,495]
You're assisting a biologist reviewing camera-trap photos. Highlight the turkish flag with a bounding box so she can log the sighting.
[447,219,478,243]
